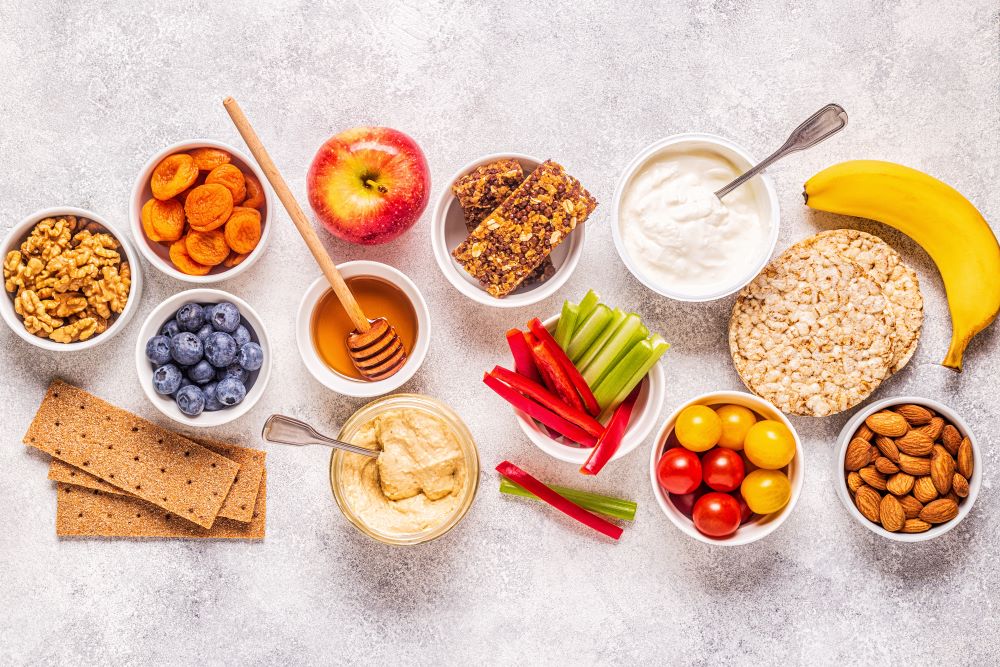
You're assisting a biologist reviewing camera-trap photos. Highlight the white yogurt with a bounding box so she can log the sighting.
[619,148,769,298]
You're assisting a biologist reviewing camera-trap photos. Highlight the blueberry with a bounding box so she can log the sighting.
[204,331,237,367]
[237,342,263,371]
[216,377,246,406]
[203,303,217,324]
[201,382,224,411]
[152,364,182,395]
[177,376,192,390]
[216,363,248,383]
[170,332,203,366]
[175,384,206,417]
[195,323,214,342]
[160,319,181,338]
[188,360,215,384]
[145,335,172,365]
[233,324,252,348]
[209,301,240,333]
[175,303,205,332]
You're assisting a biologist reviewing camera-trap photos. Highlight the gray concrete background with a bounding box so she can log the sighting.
[2,1,998,664]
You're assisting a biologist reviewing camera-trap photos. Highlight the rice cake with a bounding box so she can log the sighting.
[730,242,897,416]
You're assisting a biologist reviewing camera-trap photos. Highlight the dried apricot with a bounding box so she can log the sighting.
[223,207,262,254]
[243,172,265,209]
[205,164,246,205]
[184,184,233,231]
[185,229,230,266]
[189,147,232,172]
[169,239,210,276]
[151,153,199,200]
[141,199,165,243]
[224,252,249,268]
[178,173,207,206]
[148,198,185,242]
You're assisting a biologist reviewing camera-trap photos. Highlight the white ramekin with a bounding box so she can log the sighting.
[129,139,272,284]
[134,288,271,427]
[296,261,430,398]
[611,133,780,302]
[0,206,143,352]
[649,391,804,546]
[430,153,586,309]
[835,396,981,542]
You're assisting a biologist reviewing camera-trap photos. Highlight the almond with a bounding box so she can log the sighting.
[844,438,870,471]
[916,416,945,442]
[942,424,962,455]
[957,437,974,479]
[866,444,880,465]
[902,519,931,533]
[854,424,874,442]
[953,473,969,498]
[874,436,900,463]
[898,495,923,519]
[854,486,881,523]
[858,466,887,492]
[919,498,959,524]
[886,472,914,496]
[896,404,933,426]
[878,494,905,532]
[846,471,864,494]
[875,457,899,474]
[895,430,934,456]
[931,449,955,495]
[865,411,908,438]
[913,476,938,503]
[945,491,960,505]
[898,453,932,476]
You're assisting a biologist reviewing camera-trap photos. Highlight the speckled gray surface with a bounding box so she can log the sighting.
[2,1,999,664]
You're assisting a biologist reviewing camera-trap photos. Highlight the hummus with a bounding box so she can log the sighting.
[339,407,467,535]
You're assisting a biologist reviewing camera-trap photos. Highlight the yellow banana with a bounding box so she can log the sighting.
[804,160,1000,371]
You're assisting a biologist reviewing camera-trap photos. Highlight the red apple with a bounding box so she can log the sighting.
[307,127,430,245]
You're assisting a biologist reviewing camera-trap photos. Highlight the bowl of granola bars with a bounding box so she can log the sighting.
[431,154,596,308]
[1,207,142,351]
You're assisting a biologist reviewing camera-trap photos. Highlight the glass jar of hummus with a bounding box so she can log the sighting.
[330,394,479,545]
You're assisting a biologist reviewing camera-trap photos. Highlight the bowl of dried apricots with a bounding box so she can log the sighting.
[130,140,271,283]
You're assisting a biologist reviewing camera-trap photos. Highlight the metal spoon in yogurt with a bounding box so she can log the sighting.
[715,103,848,199]
[262,414,378,457]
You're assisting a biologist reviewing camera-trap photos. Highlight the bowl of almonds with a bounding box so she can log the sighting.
[836,396,980,541]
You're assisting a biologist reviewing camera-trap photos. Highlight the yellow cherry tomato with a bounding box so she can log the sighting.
[740,469,791,514]
[743,420,796,469]
[715,404,757,450]
[674,405,723,452]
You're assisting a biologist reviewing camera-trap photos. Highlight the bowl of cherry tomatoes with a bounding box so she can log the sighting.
[648,391,804,545]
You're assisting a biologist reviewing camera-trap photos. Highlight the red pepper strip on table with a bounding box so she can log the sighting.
[526,333,587,413]
[483,374,598,447]
[488,366,604,438]
[505,328,542,383]
[495,460,623,540]
[527,317,601,417]
[580,385,641,476]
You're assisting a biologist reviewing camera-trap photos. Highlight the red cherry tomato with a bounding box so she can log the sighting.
[669,485,708,518]
[701,448,746,492]
[656,448,702,495]
[734,493,754,524]
[692,492,742,538]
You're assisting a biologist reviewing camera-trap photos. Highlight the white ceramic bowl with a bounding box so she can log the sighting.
[296,261,430,398]
[611,133,780,302]
[514,315,664,466]
[430,153,586,309]
[129,139,272,284]
[835,396,981,542]
[134,288,271,427]
[649,391,804,546]
[0,206,143,352]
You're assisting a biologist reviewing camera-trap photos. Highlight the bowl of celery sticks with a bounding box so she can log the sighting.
[482,289,668,471]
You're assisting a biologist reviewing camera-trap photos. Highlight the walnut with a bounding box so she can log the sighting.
[83,263,130,318]
[14,289,63,334]
[42,292,88,318]
[20,216,76,261]
[49,317,98,343]
[4,251,45,294]
[73,230,121,267]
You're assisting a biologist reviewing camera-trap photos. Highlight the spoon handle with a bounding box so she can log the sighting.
[715,103,848,199]
[261,414,379,458]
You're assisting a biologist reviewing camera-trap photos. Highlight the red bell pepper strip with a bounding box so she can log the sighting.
[482,373,597,447]
[527,334,586,412]
[505,329,541,383]
[580,384,641,476]
[495,461,623,540]
[527,317,601,417]
[489,366,604,437]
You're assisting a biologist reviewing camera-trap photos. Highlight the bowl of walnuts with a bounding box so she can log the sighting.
[836,396,980,542]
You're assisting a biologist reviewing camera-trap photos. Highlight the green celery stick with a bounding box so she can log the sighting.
[582,314,648,388]
[598,336,670,418]
[593,339,654,410]
[554,302,579,350]
[566,304,613,362]
[499,478,637,521]
[574,290,600,333]
[575,308,626,371]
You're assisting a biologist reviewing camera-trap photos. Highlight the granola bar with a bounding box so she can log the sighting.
[452,160,597,298]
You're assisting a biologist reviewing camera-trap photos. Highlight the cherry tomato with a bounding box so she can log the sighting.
[692,492,742,538]
[734,493,754,523]
[740,469,791,514]
[656,448,702,495]
[674,405,722,452]
[668,485,708,518]
[743,420,796,469]
[715,404,757,450]
[701,447,745,492]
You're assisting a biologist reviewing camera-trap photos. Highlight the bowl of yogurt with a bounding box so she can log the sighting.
[611,134,779,301]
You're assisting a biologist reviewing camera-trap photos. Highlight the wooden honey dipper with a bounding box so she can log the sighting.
[223,97,407,381]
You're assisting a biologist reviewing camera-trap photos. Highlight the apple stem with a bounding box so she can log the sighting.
[365,179,388,194]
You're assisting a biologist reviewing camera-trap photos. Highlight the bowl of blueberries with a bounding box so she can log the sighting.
[135,288,271,426]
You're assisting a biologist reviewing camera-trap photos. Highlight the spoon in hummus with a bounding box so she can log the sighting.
[262,414,378,457]
[715,103,848,199]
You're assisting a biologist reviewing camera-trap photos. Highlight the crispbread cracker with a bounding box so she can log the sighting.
[48,438,266,524]
[730,242,897,416]
[55,471,266,539]
[25,380,238,529]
